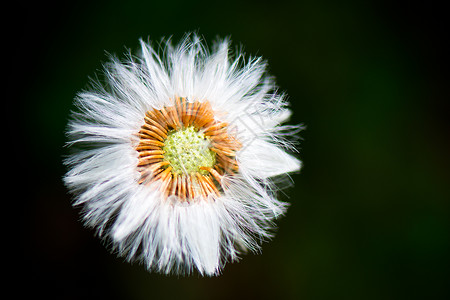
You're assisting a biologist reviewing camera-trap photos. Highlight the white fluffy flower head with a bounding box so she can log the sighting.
[64,34,302,276]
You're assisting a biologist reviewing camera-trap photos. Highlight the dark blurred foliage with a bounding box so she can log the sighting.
[17,0,448,299]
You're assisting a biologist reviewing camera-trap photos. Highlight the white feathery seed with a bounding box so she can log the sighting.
[64,33,302,276]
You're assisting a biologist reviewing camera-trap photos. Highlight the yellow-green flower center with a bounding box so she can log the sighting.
[162,126,216,175]
[136,97,241,201]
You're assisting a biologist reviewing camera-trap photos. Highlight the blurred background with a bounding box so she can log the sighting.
[20,0,448,299]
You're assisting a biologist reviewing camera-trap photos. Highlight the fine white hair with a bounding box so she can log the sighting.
[64,33,302,276]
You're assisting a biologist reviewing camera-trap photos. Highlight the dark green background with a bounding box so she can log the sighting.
[23,0,448,299]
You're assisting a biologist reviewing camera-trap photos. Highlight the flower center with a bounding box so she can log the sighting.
[136,97,241,202]
[162,126,216,175]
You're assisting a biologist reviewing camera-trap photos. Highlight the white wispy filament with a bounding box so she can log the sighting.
[64,34,302,276]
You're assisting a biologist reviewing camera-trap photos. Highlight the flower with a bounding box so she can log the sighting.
[64,34,302,276]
